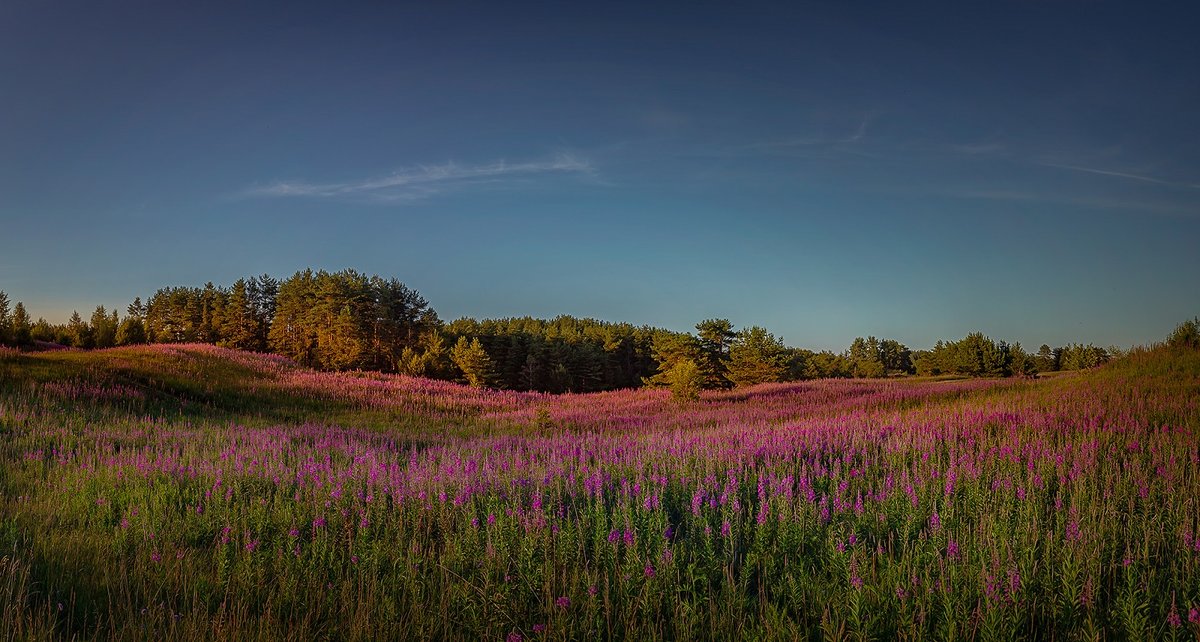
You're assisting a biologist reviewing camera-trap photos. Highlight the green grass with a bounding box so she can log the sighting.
[1,344,1198,640]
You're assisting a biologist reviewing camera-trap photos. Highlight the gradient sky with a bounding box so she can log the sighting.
[2,2,1197,351]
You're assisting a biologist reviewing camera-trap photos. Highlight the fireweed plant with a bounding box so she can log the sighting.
[1,344,1198,640]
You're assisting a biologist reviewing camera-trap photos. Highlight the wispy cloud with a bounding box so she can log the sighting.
[1034,161,1196,188]
[244,153,594,202]
[747,113,880,151]
[939,140,1199,194]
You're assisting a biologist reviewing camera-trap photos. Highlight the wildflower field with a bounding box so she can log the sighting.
[1,344,1198,640]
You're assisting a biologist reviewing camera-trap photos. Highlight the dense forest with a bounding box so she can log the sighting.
[0,270,1137,394]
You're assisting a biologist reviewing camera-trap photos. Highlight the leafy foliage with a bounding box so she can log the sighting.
[0,284,1171,395]
[1166,317,1200,350]
[451,336,495,388]
[695,318,736,389]
[665,357,705,402]
[727,326,787,387]
[447,316,661,393]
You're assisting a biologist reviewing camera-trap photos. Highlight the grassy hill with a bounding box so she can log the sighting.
[2,343,1198,640]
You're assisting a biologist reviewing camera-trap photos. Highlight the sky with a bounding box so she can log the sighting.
[1,1,1197,351]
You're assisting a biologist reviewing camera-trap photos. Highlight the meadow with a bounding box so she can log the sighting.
[1,343,1198,640]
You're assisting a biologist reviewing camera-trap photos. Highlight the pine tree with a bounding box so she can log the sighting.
[0,291,10,344]
[695,318,735,388]
[804,350,852,379]
[365,276,431,371]
[127,297,146,319]
[643,331,702,387]
[954,332,1007,377]
[222,279,260,350]
[269,269,318,366]
[848,336,886,378]
[311,270,371,371]
[116,314,147,345]
[30,318,53,343]
[419,331,453,379]
[878,339,912,374]
[10,302,31,345]
[1008,341,1037,377]
[324,306,367,370]
[1166,318,1200,350]
[727,326,787,387]
[1034,344,1056,372]
[67,311,92,348]
[451,336,495,388]
[91,306,118,348]
[252,274,279,350]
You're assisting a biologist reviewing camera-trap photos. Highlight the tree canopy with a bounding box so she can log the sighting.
[0,279,1162,391]
[727,326,788,387]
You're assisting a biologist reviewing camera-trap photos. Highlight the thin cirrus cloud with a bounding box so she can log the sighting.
[244,153,595,202]
[746,114,879,152]
[1034,162,1199,189]
[939,141,1195,190]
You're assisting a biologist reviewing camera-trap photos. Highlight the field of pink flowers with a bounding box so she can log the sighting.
[1,344,1198,640]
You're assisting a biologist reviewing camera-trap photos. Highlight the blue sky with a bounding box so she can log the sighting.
[2,1,1197,351]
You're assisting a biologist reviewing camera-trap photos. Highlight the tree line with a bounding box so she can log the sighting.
[0,272,1141,394]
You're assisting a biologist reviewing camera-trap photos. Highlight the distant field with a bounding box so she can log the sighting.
[2,344,1198,640]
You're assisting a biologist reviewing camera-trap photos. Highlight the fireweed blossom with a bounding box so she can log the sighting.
[7,343,1200,639]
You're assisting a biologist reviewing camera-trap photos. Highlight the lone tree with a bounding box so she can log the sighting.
[451,336,495,388]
